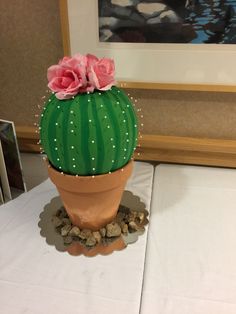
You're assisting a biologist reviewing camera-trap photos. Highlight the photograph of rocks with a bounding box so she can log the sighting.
[98,0,236,43]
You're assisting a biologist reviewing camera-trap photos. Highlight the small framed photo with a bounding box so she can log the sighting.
[0,119,27,202]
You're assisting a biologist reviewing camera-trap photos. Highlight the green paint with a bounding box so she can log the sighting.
[40,87,138,175]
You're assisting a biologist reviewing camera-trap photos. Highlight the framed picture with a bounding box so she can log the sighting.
[0,120,27,202]
[60,0,236,90]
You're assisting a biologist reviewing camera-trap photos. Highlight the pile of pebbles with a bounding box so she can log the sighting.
[51,205,148,248]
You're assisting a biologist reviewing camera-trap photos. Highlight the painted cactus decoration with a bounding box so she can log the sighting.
[40,87,138,175]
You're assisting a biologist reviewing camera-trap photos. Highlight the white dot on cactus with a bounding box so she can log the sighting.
[71,130,74,133]
[126,132,129,135]
[57,106,60,109]
[88,99,91,102]
[124,157,126,159]
[101,105,103,107]
[124,148,127,151]
[41,114,44,117]
[72,158,75,161]
[87,91,90,94]
[92,157,95,160]
[70,110,74,114]
[89,119,92,123]
[107,126,110,129]
[112,160,114,163]
[91,140,95,144]
[109,171,111,174]
[122,111,125,114]
[73,165,76,168]
[110,138,113,141]
[126,105,130,108]
[98,93,101,95]
[92,168,95,171]
[104,116,107,119]
[71,146,74,149]
[116,101,120,104]
[55,147,58,150]
[54,139,57,142]
[126,139,129,142]
[59,166,62,169]
[49,99,51,102]
[72,96,75,99]
[123,120,126,123]
[134,124,137,128]
[55,123,58,126]
[113,145,116,148]
[57,158,60,161]
[117,90,120,93]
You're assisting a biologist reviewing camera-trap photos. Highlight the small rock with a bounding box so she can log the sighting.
[136,212,145,224]
[106,223,121,238]
[64,236,73,245]
[127,210,137,223]
[100,228,106,237]
[55,208,63,217]
[69,226,80,237]
[129,221,144,233]
[62,218,71,226]
[93,231,102,243]
[61,224,72,237]
[86,236,97,247]
[115,211,126,223]
[79,229,92,240]
[52,216,62,228]
[122,223,128,235]
[137,3,166,17]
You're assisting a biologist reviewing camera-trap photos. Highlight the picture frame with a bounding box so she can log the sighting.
[60,0,236,92]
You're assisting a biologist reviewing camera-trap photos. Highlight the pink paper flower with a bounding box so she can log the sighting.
[87,55,116,91]
[47,54,89,100]
[47,53,115,99]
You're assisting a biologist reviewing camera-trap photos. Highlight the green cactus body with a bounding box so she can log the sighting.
[40,86,138,175]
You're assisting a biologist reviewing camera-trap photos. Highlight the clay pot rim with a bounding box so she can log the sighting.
[46,159,133,193]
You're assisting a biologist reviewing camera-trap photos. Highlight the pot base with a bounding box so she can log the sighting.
[47,160,134,231]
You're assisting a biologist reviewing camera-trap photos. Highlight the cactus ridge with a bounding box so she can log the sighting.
[40,86,138,175]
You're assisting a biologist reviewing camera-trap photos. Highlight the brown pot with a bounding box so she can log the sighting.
[46,160,133,231]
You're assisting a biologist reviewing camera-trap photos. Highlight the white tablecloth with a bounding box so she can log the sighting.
[141,164,236,314]
[0,161,154,314]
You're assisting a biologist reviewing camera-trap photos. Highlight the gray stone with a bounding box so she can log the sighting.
[159,10,180,23]
[79,229,92,240]
[99,17,120,30]
[112,0,138,6]
[51,216,62,228]
[129,221,144,232]
[64,236,73,245]
[61,224,72,237]
[147,15,161,24]
[100,228,106,237]
[99,29,113,41]
[93,231,102,243]
[137,2,166,18]
[69,226,80,237]
[106,223,122,238]
[86,236,97,247]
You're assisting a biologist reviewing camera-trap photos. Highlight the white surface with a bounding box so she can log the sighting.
[0,161,153,314]
[141,164,236,314]
[68,0,236,85]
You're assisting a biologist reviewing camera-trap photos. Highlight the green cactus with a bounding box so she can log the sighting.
[40,86,138,175]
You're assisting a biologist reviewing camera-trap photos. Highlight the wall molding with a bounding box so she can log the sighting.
[16,126,236,168]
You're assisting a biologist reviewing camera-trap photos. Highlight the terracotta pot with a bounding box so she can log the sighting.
[46,160,133,231]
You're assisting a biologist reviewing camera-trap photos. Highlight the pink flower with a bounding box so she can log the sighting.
[47,54,89,100]
[87,55,115,91]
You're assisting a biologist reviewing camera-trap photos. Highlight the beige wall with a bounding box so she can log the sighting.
[1,0,236,141]
[0,0,63,125]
